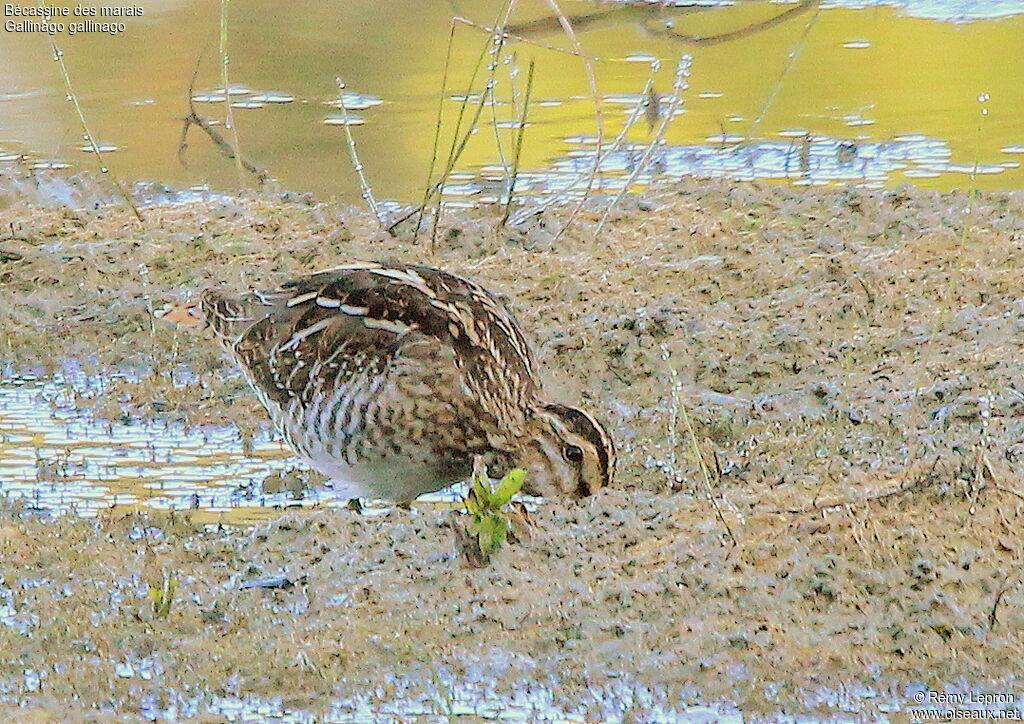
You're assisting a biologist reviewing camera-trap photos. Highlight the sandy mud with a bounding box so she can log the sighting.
[1,175,1023,719]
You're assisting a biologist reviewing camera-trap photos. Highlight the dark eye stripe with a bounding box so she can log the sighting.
[544,403,614,485]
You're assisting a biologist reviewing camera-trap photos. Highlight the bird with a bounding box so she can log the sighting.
[165,261,614,502]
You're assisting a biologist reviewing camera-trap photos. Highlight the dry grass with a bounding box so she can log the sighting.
[0,479,1021,719]
[3,175,1024,500]
[2,174,1024,716]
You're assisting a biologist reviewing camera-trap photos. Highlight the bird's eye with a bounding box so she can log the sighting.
[564,445,584,464]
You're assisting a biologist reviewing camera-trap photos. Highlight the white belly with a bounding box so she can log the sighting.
[303,454,460,502]
[247,356,470,501]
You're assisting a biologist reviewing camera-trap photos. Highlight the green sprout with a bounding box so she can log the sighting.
[148,570,178,619]
[459,464,526,566]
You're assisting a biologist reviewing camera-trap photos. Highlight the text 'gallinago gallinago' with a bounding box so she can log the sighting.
[173,262,614,502]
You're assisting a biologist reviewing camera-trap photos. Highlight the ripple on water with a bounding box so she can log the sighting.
[249,92,296,104]
[77,143,119,153]
[0,376,348,520]
[459,132,988,203]
[329,92,383,111]
[0,375,486,521]
[323,114,366,126]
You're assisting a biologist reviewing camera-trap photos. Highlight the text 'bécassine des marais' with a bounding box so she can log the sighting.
[4,4,144,35]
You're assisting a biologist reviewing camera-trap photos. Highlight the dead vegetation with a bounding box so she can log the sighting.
[2,174,1024,717]
[0,476,1021,719]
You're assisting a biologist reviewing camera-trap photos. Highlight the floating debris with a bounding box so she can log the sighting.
[323,114,365,126]
[77,143,118,153]
[249,92,295,104]
[328,92,383,110]
[624,53,658,63]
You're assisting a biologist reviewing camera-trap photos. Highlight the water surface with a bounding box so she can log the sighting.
[0,375,343,522]
[1,0,1022,203]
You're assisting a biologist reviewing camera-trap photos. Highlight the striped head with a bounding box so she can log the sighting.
[196,288,266,347]
[520,403,615,499]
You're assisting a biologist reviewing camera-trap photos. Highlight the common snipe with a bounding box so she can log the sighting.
[173,261,614,502]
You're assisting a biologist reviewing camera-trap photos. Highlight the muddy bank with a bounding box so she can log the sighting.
[1,481,1022,720]
[1,176,1024,717]
[3,177,1024,496]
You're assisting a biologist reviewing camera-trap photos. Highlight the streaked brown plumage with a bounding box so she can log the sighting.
[190,261,614,502]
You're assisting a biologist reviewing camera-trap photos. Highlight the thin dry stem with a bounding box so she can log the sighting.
[429,0,518,249]
[641,0,819,47]
[412,15,460,241]
[661,344,682,489]
[744,1,821,142]
[178,52,271,185]
[661,345,738,547]
[542,0,604,241]
[509,58,658,226]
[595,54,691,234]
[335,79,383,225]
[505,51,523,126]
[219,0,246,188]
[42,7,142,222]
[404,4,511,242]
[454,15,596,59]
[500,58,535,226]
[486,53,513,203]
[773,457,943,516]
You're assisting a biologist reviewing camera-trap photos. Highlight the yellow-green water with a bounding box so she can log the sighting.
[0,376,466,522]
[0,376,298,521]
[1,0,1022,203]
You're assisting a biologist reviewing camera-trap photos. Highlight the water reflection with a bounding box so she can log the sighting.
[825,0,1024,22]
[0,375,488,521]
[528,132,1002,192]
[0,376,346,521]
[0,0,1022,202]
